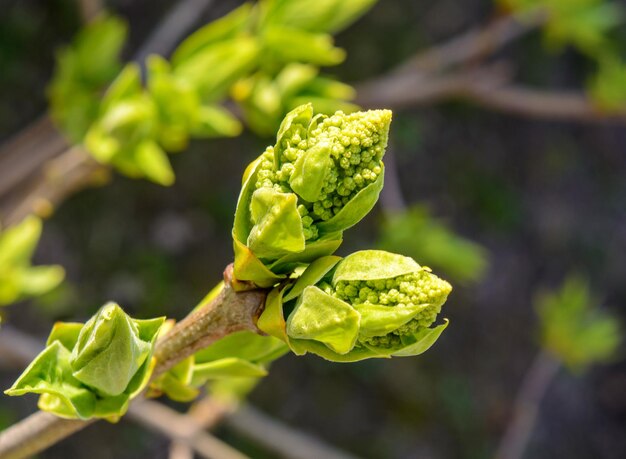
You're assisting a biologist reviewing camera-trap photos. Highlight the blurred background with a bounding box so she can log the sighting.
[1,0,625,458]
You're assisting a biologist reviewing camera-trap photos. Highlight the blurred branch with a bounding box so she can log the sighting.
[127,400,248,459]
[225,404,361,459]
[0,325,43,369]
[494,350,561,459]
[134,0,214,67]
[388,11,545,76]
[77,0,102,23]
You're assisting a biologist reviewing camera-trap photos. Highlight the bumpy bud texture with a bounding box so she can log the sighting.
[232,104,392,287]
[255,104,391,238]
[259,250,452,362]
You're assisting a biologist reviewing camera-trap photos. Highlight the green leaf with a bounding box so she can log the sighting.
[174,37,259,101]
[536,274,621,371]
[588,57,626,112]
[286,286,360,354]
[172,3,254,66]
[289,140,333,202]
[379,206,489,283]
[317,171,384,234]
[192,105,242,138]
[6,342,97,419]
[74,14,127,85]
[247,188,305,259]
[0,216,42,266]
[276,63,319,100]
[101,64,143,112]
[17,265,65,296]
[354,303,428,338]
[262,26,345,66]
[191,358,268,385]
[260,0,377,34]
[194,331,288,364]
[391,320,449,357]
[283,255,341,302]
[233,237,285,287]
[47,322,84,348]
[332,250,421,283]
[268,235,342,274]
[132,140,175,186]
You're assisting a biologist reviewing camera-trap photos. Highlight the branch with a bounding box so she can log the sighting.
[225,404,360,459]
[127,400,247,459]
[0,265,267,459]
[389,11,545,76]
[494,350,561,459]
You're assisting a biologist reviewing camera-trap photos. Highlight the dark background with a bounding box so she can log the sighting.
[1,0,625,458]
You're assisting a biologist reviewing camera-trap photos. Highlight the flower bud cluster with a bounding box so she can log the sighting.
[255,109,391,240]
[322,268,452,349]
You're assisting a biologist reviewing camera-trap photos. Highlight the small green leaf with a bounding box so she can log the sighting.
[317,171,384,234]
[133,140,175,186]
[286,286,360,354]
[391,320,449,357]
[332,250,421,283]
[172,3,253,66]
[192,105,242,138]
[289,140,333,202]
[0,216,42,266]
[175,37,259,101]
[18,265,65,296]
[354,303,428,338]
[247,188,305,259]
[262,26,345,66]
[283,255,341,302]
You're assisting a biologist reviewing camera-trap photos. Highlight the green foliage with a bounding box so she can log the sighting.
[232,63,358,136]
[49,0,376,185]
[258,251,451,362]
[232,104,391,287]
[536,275,621,372]
[499,0,623,55]
[587,57,626,112]
[149,327,288,402]
[5,303,164,420]
[0,216,65,307]
[379,206,488,283]
[49,14,127,142]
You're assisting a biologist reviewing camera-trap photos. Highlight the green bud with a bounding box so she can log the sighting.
[257,250,452,362]
[232,104,391,286]
[71,303,157,396]
[5,303,164,420]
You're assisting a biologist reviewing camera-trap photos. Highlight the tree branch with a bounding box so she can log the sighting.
[0,265,267,459]
[225,404,360,459]
[127,400,248,459]
[494,350,561,459]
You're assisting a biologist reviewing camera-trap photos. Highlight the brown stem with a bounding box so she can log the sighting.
[127,400,247,459]
[494,350,561,459]
[0,265,267,459]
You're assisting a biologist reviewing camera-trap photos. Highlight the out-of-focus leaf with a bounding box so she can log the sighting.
[588,57,626,112]
[260,0,377,34]
[172,3,254,67]
[379,206,489,283]
[0,217,65,307]
[48,15,127,142]
[174,37,259,101]
[262,26,345,66]
[536,274,621,372]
